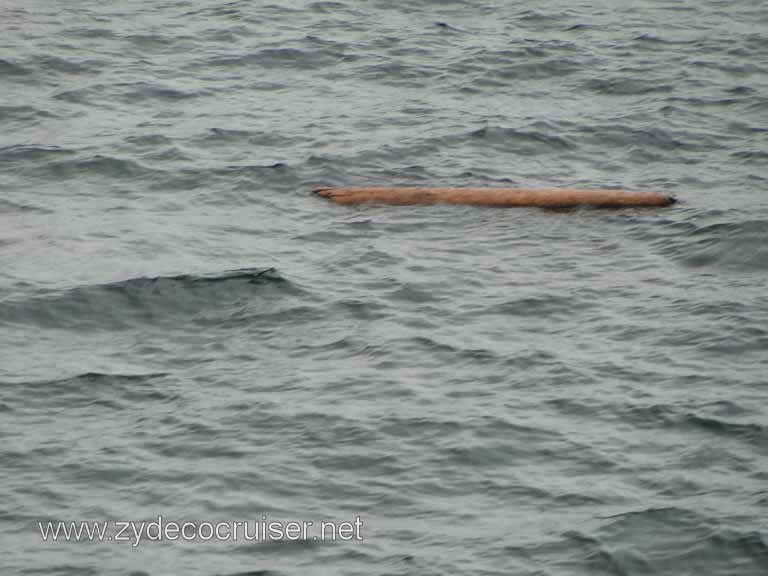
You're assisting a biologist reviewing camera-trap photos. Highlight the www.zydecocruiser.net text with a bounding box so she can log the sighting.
[38,516,364,547]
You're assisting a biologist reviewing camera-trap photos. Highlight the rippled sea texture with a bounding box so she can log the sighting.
[2,1,767,574]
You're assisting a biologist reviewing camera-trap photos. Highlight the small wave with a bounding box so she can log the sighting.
[54,82,203,105]
[658,219,768,272]
[631,33,699,47]
[189,128,301,150]
[53,86,99,104]
[28,155,150,181]
[35,55,104,75]
[448,44,582,84]
[0,58,30,76]
[0,268,296,331]
[215,571,280,576]
[62,27,117,39]
[473,126,573,147]
[0,149,152,184]
[684,414,766,442]
[578,123,717,152]
[119,82,203,102]
[443,125,575,156]
[357,61,442,85]
[0,105,54,124]
[516,9,568,24]
[391,336,500,365]
[0,144,76,164]
[0,198,52,215]
[618,403,766,446]
[474,294,596,318]
[124,134,174,148]
[584,77,674,96]
[206,47,341,70]
[2,372,174,412]
[731,150,768,163]
[583,507,768,573]
[125,34,177,49]
[7,371,170,391]
[565,23,595,31]
[178,162,300,198]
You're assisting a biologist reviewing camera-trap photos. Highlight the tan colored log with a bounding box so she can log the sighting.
[313,186,676,208]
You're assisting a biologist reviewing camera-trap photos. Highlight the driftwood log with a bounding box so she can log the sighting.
[313,186,676,208]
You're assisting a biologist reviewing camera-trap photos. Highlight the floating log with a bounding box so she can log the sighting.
[313,186,676,208]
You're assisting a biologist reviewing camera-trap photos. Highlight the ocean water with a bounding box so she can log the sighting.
[1,0,767,574]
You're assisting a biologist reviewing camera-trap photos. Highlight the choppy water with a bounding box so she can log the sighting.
[2,1,767,574]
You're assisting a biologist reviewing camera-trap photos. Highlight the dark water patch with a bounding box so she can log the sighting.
[697,400,757,418]
[301,35,359,61]
[565,23,596,31]
[52,86,102,105]
[434,21,463,32]
[448,44,583,83]
[216,571,282,576]
[62,27,117,40]
[54,82,203,106]
[473,293,595,319]
[331,298,390,321]
[288,412,381,451]
[0,105,55,123]
[243,80,290,91]
[118,82,204,103]
[726,85,756,95]
[584,77,674,96]
[378,416,462,441]
[0,58,31,77]
[35,55,104,76]
[190,128,301,149]
[488,58,582,81]
[471,416,563,442]
[205,47,341,70]
[665,95,745,109]
[0,268,298,331]
[124,134,174,148]
[19,566,102,576]
[5,372,174,412]
[615,403,767,447]
[386,283,440,304]
[390,336,500,365]
[685,414,767,444]
[688,58,765,78]
[307,0,345,12]
[357,61,442,85]
[730,150,768,163]
[293,228,369,243]
[441,425,599,472]
[0,144,77,165]
[447,125,575,156]
[516,9,570,25]
[195,303,325,332]
[180,161,300,198]
[28,155,151,181]
[746,99,768,113]
[0,198,53,215]
[138,145,193,163]
[125,34,179,50]
[445,444,529,468]
[586,508,768,574]
[658,219,768,272]
[310,446,404,475]
[632,33,699,46]
[578,123,717,152]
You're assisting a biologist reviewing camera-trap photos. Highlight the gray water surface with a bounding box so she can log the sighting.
[1,1,767,575]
